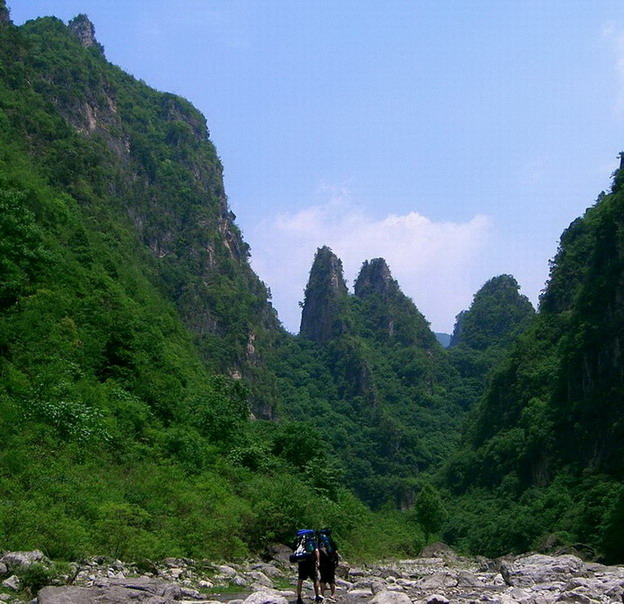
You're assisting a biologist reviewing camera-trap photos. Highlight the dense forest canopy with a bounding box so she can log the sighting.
[1,1,624,566]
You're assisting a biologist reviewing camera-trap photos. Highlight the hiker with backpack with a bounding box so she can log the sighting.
[290,529,322,604]
[317,528,339,601]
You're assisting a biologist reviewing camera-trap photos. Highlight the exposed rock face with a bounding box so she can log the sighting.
[354,257,436,348]
[300,246,350,343]
[354,258,397,301]
[0,0,10,26]
[68,14,104,54]
[17,14,280,397]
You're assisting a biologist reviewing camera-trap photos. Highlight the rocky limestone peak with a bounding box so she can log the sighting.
[68,14,104,55]
[0,0,11,26]
[354,257,399,301]
[299,246,349,343]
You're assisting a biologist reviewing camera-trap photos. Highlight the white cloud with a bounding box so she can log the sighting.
[246,189,493,334]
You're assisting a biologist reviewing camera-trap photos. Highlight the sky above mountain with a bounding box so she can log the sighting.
[10,1,624,333]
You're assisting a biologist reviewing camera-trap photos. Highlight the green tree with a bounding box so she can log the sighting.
[414,484,447,542]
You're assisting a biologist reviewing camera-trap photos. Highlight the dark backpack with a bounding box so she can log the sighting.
[290,529,316,563]
[317,529,336,557]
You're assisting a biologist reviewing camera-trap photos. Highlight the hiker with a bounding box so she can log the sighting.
[317,528,339,601]
[291,529,322,604]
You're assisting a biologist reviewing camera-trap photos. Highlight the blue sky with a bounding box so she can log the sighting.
[9,1,624,333]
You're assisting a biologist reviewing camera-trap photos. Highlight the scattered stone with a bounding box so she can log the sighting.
[0,546,618,604]
[1,550,46,569]
[2,574,19,591]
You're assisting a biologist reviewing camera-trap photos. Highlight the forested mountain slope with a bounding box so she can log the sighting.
[441,176,624,562]
[276,247,469,508]
[0,0,585,566]
[448,275,535,410]
[0,4,453,562]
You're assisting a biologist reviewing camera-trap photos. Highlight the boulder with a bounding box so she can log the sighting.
[1,550,46,569]
[242,589,289,604]
[246,571,273,588]
[37,585,170,603]
[423,596,450,604]
[264,544,292,567]
[419,542,457,560]
[2,575,19,591]
[93,576,182,600]
[418,572,458,590]
[500,554,586,588]
[370,590,412,604]
[217,565,238,578]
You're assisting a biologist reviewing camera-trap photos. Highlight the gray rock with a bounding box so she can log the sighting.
[264,544,292,567]
[370,591,412,604]
[37,585,170,603]
[456,570,483,587]
[0,562,7,577]
[346,588,373,598]
[501,554,586,588]
[93,576,182,600]
[246,571,273,588]
[418,572,458,589]
[251,563,283,579]
[242,590,288,604]
[1,550,46,569]
[423,596,450,604]
[218,565,239,578]
[2,574,19,591]
[370,579,386,595]
[554,591,595,604]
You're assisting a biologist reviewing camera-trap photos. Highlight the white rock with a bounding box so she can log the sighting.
[2,575,19,591]
[218,565,239,578]
[242,589,289,604]
[370,590,412,604]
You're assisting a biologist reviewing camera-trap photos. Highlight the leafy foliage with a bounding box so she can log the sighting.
[441,183,624,561]
[0,14,432,563]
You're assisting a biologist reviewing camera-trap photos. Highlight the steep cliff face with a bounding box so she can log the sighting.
[0,0,10,26]
[299,246,350,343]
[68,14,104,54]
[2,14,280,413]
[354,258,437,349]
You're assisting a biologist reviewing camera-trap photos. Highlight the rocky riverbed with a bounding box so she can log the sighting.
[1,545,624,603]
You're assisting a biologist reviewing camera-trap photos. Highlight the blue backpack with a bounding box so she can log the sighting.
[290,529,316,562]
[318,529,337,557]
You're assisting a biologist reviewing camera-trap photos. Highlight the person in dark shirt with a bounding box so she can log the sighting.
[318,529,339,601]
